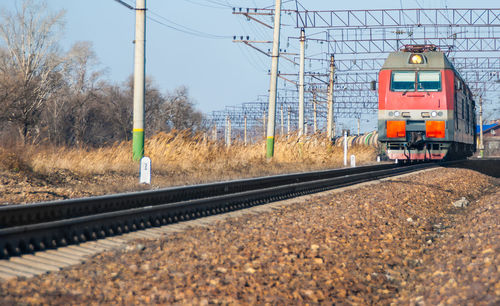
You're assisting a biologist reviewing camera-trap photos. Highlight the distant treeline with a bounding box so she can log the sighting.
[0,0,204,147]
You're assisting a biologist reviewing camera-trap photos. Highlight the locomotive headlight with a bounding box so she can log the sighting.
[431,111,438,117]
[409,54,424,64]
[394,111,401,117]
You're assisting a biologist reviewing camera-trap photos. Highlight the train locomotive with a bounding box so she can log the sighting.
[377,45,476,161]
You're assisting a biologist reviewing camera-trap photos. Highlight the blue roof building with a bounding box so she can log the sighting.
[476,123,499,134]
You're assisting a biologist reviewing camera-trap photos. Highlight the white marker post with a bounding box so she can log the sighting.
[140,156,151,184]
[350,155,356,167]
[377,155,381,163]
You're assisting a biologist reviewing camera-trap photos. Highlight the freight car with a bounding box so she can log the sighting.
[334,131,379,148]
[377,45,476,161]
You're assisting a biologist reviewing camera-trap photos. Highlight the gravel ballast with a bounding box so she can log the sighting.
[0,167,499,304]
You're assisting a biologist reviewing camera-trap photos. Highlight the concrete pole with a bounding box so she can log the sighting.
[224,116,228,145]
[327,54,335,140]
[225,116,231,147]
[228,117,232,147]
[280,105,284,136]
[479,95,484,157]
[313,92,317,134]
[357,117,361,135]
[244,115,248,145]
[212,123,217,142]
[132,0,146,161]
[262,112,266,139]
[287,107,291,138]
[265,0,282,158]
[298,28,305,139]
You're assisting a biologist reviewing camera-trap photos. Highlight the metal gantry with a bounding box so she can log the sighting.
[212,6,500,143]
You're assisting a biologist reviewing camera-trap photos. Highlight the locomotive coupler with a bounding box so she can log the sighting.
[408,132,426,150]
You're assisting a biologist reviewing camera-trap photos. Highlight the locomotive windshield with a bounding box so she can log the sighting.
[391,71,415,91]
[391,70,442,92]
[417,71,441,91]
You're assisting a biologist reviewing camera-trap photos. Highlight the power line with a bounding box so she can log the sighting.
[112,0,232,39]
[147,11,231,39]
[201,0,233,7]
[183,0,232,9]
[113,0,134,10]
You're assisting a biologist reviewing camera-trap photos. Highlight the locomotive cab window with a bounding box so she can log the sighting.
[391,71,415,91]
[417,71,441,91]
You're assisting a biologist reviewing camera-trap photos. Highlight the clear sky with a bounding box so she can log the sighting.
[1,0,498,132]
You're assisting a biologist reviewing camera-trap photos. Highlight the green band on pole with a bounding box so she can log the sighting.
[266,136,275,159]
[132,130,144,161]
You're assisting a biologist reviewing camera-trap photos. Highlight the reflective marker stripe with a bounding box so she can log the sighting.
[133,128,144,132]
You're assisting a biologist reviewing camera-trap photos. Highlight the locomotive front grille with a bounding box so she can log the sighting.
[406,120,425,131]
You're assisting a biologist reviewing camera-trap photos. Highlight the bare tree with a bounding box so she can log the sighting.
[164,86,203,132]
[101,83,132,142]
[63,41,105,146]
[145,79,167,136]
[41,85,72,145]
[0,0,65,143]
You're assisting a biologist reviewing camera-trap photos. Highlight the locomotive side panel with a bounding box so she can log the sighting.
[452,76,476,145]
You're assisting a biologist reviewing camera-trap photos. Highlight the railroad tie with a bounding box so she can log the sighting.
[9,257,60,272]
[0,260,47,276]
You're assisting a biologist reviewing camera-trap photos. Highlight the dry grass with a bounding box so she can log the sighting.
[2,131,378,191]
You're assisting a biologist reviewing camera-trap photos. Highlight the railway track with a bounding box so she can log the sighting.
[1,160,497,300]
[3,157,497,282]
[1,162,449,263]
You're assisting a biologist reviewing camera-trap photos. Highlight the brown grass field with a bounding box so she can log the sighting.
[0,131,379,204]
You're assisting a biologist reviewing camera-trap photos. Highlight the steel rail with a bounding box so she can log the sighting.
[0,162,443,259]
[0,163,401,229]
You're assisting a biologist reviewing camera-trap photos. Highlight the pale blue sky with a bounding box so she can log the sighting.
[1,0,498,132]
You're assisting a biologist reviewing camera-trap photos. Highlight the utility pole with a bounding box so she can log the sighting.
[228,117,231,147]
[280,105,284,136]
[327,54,335,140]
[287,107,291,138]
[265,0,282,158]
[225,115,231,147]
[479,95,484,157]
[263,112,267,139]
[244,115,248,145]
[298,28,305,139]
[313,91,317,134]
[132,0,146,161]
[224,117,228,145]
[212,123,217,142]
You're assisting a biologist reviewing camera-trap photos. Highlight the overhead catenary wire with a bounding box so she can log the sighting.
[183,0,232,9]
[236,42,268,73]
[112,0,232,39]
[147,11,231,39]
[234,7,273,71]
[113,0,135,10]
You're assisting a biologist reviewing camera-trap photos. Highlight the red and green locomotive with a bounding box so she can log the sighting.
[378,45,476,161]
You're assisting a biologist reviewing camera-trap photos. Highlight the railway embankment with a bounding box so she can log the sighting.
[0,167,498,304]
